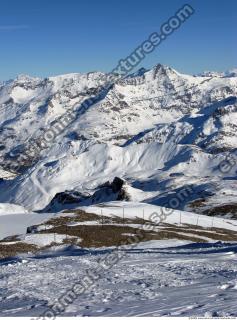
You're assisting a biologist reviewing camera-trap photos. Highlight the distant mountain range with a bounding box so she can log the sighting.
[0,64,236,218]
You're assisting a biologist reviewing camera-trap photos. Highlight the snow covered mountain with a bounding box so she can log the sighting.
[197,68,237,78]
[0,64,236,216]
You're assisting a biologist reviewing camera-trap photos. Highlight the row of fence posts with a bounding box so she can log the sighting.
[36,209,218,245]
[100,208,125,227]
[99,208,216,229]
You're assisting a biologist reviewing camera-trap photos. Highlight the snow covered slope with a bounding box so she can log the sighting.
[0,203,54,240]
[1,240,237,317]
[0,203,28,215]
[0,64,236,216]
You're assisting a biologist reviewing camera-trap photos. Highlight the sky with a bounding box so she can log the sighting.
[0,0,236,80]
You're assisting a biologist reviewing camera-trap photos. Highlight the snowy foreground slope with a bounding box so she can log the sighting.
[1,202,237,316]
[0,64,236,218]
[1,240,237,317]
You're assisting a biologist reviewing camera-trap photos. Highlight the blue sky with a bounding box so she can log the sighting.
[0,0,236,80]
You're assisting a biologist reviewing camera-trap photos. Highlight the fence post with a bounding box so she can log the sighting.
[179,211,182,225]
[211,216,214,228]
[123,208,125,225]
[143,209,145,221]
[196,216,199,227]
[101,209,103,227]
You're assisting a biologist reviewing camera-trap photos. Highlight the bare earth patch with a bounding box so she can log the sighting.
[1,209,237,259]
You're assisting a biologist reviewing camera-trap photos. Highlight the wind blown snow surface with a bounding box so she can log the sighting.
[0,240,237,317]
[0,202,237,317]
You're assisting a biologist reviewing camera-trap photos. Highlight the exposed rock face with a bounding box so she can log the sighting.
[45,190,89,211]
[111,177,125,193]
[43,177,130,212]
[89,177,130,204]
[51,191,83,204]
[92,177,128,201]
[117,188,131,201]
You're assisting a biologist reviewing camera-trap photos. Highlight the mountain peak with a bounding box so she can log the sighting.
[149,63,178,80]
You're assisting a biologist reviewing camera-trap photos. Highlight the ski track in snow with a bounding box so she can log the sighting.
[1,240,237,317]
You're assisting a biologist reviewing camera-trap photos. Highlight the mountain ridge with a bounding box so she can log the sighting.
[0,63,236,217]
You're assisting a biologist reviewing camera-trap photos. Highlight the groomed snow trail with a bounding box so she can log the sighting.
[0,240,237,317]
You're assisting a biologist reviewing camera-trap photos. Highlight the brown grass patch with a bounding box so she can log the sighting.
[189,198,207,208]
[202,203,237,218]
[1,208,237,259]
[0,243,38,259]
